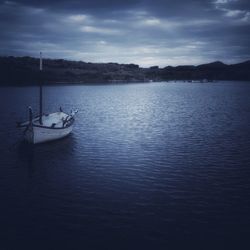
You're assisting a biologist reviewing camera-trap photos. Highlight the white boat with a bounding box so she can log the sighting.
[18,108,77,144]
[17,53,77,144]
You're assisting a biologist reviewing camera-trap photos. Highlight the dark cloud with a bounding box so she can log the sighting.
[0,0,249,66]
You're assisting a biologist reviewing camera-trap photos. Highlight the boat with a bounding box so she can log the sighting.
[17,52,78,144]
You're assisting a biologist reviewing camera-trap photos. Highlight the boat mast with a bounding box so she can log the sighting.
[39,52,43,125]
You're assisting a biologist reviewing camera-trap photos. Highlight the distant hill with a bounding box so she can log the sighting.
[0,56,249,86]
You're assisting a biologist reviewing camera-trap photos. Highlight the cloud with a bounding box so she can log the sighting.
[225,9,245,17]
[214,0,238,4]
[213,0,250,23]
[0,0,249,66]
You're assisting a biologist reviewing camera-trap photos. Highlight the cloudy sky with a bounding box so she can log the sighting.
[0,0,250,67]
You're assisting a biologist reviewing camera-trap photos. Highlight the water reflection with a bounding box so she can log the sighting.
[16,134,77,174]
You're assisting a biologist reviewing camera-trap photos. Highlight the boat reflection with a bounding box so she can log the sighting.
[17,134,77,174]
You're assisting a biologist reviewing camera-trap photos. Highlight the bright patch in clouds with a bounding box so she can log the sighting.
[67,14,89,23]
[80,26,121,35]
[143,18,161,26]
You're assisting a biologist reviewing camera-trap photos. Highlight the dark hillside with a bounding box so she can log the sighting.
[0,56,249,85]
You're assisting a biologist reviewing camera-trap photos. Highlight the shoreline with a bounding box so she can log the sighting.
[1,80,250,88]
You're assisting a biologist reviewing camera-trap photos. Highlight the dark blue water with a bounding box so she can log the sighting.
[0,82,250,249]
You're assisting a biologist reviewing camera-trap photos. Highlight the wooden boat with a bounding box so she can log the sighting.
[17,53,77,144]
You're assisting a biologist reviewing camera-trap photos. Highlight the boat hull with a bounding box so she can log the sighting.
[18,111,77,144]
[24,124,73,144]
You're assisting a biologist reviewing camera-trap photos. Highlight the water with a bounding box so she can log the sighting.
[0,81,250,249]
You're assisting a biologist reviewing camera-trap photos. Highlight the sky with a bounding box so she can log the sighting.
[0,0,250,67]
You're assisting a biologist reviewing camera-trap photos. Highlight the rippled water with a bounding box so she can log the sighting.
[0,81,250,249]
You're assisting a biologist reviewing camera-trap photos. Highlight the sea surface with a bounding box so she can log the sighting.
[0,81,250,249]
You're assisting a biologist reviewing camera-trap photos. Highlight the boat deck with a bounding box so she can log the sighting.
[33,112,69,128]
[19,112,72,128]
